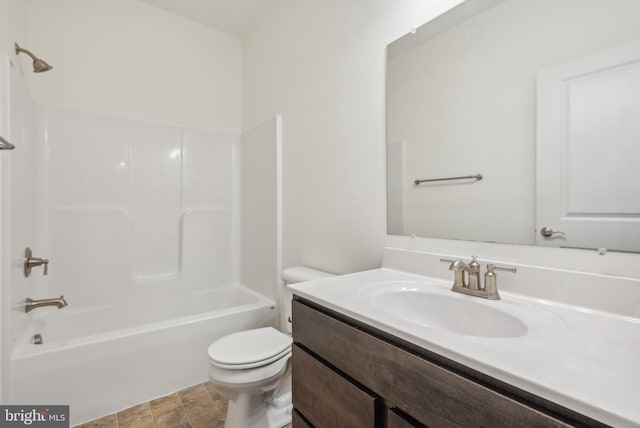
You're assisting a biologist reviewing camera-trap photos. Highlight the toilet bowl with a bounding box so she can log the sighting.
[208,327,293,428]
[207,266,334,428]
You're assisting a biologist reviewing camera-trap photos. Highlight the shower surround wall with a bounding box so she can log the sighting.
[0,53,39,402]
[41,105,237,308]
[7,106,286,425]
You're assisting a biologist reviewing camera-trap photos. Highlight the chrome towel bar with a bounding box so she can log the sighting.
[414,173,482,185]
[0,135,15,150]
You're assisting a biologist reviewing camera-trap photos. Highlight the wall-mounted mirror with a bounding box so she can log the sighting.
[386,0,640,253]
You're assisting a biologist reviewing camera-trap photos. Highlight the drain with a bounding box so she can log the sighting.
[32,334,43,345]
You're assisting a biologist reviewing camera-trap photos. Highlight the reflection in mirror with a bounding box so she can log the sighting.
[386,0,640,252]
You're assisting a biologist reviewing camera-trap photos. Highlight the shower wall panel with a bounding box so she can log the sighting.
[1,54,39,395]
[42,106,236,308]
[129,131,182,280]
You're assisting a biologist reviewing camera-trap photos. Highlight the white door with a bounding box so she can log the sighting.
[536,41,640,252]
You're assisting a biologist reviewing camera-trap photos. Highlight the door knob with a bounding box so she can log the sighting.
[540,227,564,238]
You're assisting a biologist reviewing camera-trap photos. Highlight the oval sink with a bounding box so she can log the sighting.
[373,290,528,338]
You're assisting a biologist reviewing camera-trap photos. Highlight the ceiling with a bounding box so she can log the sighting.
[138,0,284,37]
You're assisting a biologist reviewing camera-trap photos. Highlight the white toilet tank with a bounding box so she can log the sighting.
[281,266,334,333]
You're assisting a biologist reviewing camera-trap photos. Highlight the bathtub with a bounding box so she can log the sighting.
[10,285,277,426]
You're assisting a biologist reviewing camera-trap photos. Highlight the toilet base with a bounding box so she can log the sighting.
[224,390,292,428]
[266,391,292,428]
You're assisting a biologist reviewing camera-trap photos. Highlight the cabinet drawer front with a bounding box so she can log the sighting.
[293,300,571,428]
[293,409,314,428]
[388,409,419,428]
[292,344,377,428]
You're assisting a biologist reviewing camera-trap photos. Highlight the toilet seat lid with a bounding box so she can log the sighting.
[208,327,292,369]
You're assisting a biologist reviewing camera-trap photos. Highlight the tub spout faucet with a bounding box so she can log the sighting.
[25,296,68,313]
[24,247,49,277]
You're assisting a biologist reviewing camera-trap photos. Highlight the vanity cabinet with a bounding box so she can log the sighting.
[291,297,607,428]
[386,410,419,428]
[292,343,377,427]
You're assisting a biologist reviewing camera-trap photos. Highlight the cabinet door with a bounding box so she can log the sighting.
[293,409,314,428]
[388,409,420,428]
[292,344,377,428]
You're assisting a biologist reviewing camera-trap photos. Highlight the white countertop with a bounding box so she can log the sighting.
[289,267,640,428]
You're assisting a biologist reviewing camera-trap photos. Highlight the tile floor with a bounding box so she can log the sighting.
[75,381,293,428]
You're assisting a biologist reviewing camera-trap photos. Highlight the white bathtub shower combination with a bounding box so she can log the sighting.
[7,105,282,426]
[12,286,276,425]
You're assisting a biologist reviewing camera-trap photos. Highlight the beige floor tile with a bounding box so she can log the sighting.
[150,393,182,417]
[116,402,155,428]
[153,406,189,428]
[78,384,231,428]
[209,397,227,422]
[202,381,224,401]
[80,414,118,428]
[188,410,224,428]
[178,385,215,418]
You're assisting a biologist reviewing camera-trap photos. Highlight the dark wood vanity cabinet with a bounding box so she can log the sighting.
[292,343,377,427]
[291,297,608,428]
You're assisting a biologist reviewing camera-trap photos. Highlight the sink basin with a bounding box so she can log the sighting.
[360,280,545,338]
[373,289,528,337]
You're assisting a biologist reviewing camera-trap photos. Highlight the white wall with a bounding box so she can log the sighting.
[240,116,281,301]
[25,0,242,134]
[0,55,7,407]
[0,0,33,402]
[387,0,640,245]
[0,0,27,57]
[243,0,465,275]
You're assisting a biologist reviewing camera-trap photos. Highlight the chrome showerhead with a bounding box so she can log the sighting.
[15,43,53,73]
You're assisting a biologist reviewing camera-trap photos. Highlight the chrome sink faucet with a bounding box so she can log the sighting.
[24,296,68,313]
[440,256,516,300]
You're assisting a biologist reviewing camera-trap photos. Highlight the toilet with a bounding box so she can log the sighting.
[207,266,334,428]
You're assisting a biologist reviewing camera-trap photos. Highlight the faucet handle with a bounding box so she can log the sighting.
[469,255,480,270]
[467,256,481,290]
[483,263,516,300]
[487,264,517,274]
[23,247,50,277]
